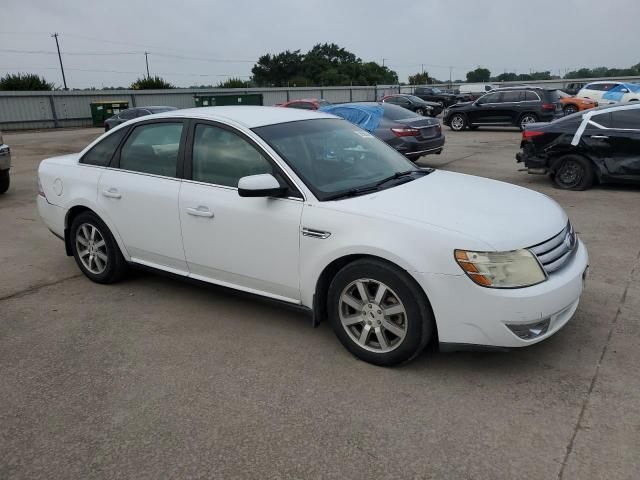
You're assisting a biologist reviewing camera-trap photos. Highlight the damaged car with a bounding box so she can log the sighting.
[517,103,640,190]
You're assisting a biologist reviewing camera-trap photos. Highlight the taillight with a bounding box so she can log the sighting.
[391,127,420,137]
[542,103,556,111]
[522,130,545,141]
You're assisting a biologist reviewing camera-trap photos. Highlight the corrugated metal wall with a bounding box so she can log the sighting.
[2,76,639,131]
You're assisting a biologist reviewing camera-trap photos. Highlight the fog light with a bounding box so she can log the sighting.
[506,318,550,340]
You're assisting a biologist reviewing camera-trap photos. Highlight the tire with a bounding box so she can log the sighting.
[449,113,467,131]
[70,211,128,283]
[415,108,425,116]
[519,113,538,131]
[563,104,579,115]
[552,154,594,190]
[437,101,445,109]
[0,170,9,194]
[327,259,435,366]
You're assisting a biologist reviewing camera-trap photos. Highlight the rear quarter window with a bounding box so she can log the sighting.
[80,128,127,167]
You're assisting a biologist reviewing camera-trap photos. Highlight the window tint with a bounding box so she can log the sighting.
[80,128,127,166]
[525,91,539,101]
[119,109,138,120]
[191,124,273,187]
[590,113,611,128]
[382,103,421,120]
[501,91,522,102]
[610,110,640,130]
[119,122,183,177]
[478,92,500,104]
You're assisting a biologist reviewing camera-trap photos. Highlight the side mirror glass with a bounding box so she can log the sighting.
[238,173,287,198]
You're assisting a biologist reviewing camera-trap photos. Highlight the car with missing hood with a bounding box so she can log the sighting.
[517,103,640,190]
[37,106,588,366]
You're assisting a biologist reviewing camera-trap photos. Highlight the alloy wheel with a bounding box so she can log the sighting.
[75,223,108,274]
[451,115,465,131]
[520,115,537,128]
[339,278,408,353]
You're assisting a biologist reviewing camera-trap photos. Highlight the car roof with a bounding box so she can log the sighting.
[585,81,621,85]
[150,106,336,128]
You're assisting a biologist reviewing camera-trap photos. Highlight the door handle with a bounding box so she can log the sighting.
[590,135,609,140]
[186,206,214,218]
[102,188,121,199]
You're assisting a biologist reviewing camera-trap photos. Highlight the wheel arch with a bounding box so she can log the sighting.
[311,253,434,330]
[64,202,130,260]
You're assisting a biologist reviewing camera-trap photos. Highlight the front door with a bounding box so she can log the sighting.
[468,91,503,124]
[98,120,188,273]
[179,121,303,302]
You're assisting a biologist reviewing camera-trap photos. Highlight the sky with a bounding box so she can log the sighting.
[1,0,639,89]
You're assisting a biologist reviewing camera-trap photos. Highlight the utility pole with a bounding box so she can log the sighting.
[51,33,67,90]
[449,66,453,88]
[382,58,386,67]
[145,52,150,78]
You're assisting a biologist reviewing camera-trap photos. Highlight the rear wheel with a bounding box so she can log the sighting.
[0,170,9,194]
[519,113,538,131]
[552,155,594,190]
[328,259,434,366]
[449,113,467,131]
[563,104,579,115]
[70,212,128,283]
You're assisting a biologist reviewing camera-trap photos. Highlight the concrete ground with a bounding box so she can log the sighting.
[1,127,638,480]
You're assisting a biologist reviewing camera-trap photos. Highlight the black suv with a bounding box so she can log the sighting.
[413,87,459,107]
[442,87,563,131]
[381,94,442,116]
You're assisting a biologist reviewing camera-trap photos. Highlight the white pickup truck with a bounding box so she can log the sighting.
[0,130,10,194]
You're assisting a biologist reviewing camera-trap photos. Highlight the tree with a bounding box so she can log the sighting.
[130,76,174,89]
[251,50,305,87]
[0,73,53,91]
[217,77,250,88]
[408,72,430,85]
[466,67,491,83]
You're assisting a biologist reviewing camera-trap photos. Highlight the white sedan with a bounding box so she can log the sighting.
[37,107,589,366]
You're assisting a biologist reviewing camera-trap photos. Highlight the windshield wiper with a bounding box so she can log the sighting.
[375,168,431,187]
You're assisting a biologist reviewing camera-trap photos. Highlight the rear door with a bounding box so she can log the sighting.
[597,110,640,177]
[98,120,188,273]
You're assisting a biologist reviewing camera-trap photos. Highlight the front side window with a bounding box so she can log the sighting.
[119,122,183,177]
[478,92,500,104]
[610,110,640,130]
[254,119,417,200]
[191,124,273,187]
[80,128,127,166]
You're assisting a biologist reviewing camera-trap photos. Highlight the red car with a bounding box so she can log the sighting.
[278,98,331,110]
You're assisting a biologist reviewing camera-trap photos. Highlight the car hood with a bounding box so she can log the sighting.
[448,101,473,109]
[330,170,567,251]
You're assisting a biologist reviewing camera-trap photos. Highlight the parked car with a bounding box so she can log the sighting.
[37,106,588,366]
[558,91,597,115]
[516,103,640,190]
[104,106,177,131]
[279,98,331,110]
[322,102,444,160]
[413,86,459,107]
[577,81,640,105]
[562,82,587,96]
[0,130,10,194]
[381,94,441,116]
[443,87,564,131]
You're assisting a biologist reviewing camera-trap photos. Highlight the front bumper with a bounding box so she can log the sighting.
[0,144,11,170]
[414,239,589,348]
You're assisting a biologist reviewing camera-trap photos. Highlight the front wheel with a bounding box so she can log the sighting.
[0,170,9,194]
[552,155,594,190]
[449,113,467,131]
[70,212,128,283]
[328,259,434,366]
[415,108,425,116]
[563,104,579,115]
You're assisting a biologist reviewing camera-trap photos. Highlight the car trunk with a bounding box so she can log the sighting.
[397,117,441,139]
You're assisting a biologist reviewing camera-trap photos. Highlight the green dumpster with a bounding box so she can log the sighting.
[194,94,263,108]
[90,100,129,127]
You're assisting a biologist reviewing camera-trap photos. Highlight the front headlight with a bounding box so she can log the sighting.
[454,249,546,288]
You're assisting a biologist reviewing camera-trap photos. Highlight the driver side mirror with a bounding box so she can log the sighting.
[238,174,287,198]
[620,88,629,93]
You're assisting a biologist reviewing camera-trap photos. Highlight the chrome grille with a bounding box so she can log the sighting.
[529,222,577,274]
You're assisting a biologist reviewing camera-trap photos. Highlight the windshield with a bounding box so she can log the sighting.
[431,88,442,94]
[254,119,418,201]
[382,103,422,121]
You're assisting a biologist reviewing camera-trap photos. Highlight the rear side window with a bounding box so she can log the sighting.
[501,91,522,102]
[119,109,138,120]
[119,122,183,177]
[524,91,540,101]
[610,110,640,130]
[544,90,562,102]
[80,128,127,167]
